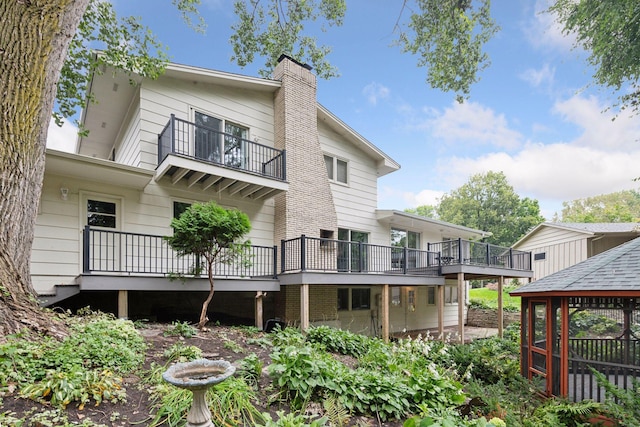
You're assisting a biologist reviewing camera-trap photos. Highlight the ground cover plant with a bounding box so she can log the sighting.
[0,310,630,426]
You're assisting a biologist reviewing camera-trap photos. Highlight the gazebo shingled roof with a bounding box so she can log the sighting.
[511,236,640,295]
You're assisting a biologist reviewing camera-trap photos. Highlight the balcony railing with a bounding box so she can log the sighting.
[281,235,441,276]
[428,238,532,271]
[158,114,286,181]
[83,227,277,278]
[83,229,532,279]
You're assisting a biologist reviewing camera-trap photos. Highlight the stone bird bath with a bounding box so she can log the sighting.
[162,359,236,427]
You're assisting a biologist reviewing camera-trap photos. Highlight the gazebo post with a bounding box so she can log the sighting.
[560,297,569,398]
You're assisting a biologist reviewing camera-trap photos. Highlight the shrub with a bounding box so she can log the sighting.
[163,320,198,338]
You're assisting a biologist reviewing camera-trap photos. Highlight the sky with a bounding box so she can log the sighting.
[47,0,640,221]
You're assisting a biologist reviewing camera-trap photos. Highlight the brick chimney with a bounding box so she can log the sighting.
[272,55,338,244]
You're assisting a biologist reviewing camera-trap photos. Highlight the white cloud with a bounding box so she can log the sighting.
[523,0,577,52]
[402,189,444,207]
[46,118,78,152]
[553,95,640,151]
[424,101,523,150]
[362,82,390,106]
[520,63,555,89]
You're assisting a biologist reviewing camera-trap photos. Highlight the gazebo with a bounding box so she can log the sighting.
[511,237,640,402]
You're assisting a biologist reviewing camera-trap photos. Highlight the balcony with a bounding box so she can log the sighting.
[156,115,288,200]
[81,229,532,284]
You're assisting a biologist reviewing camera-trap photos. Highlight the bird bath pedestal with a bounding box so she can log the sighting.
[162,359,236,427]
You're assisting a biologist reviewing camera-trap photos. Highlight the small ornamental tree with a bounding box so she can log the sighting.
[165,201,251,329]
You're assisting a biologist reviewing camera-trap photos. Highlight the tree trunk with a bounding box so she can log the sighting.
[197,258,215,329]
[0,0,90,338]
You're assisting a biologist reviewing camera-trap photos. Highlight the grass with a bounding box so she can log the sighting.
[469,287,521,311]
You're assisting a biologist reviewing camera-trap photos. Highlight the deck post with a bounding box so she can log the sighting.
[381,284,389,342]
[497,276,504,338]
[117,290,128,319]
[255,291,264,330]
[300,284,309,331]
[457,273,465,343]
[437,285,445,341]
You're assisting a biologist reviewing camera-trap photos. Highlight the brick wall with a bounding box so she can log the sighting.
[272,56,339,322]
[466,307,521,328]
[282,285,339,324]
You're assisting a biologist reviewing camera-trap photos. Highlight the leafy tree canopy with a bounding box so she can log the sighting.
[411,172,545,247]
[551,0,640,114]
[405,205,438,219]
[558,190,640,223]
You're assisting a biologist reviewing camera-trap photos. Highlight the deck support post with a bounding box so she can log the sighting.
[497,276,504,338]
[255,291,264,331]
[300,284,309,332]
[117,290,128,319]
[381,284,389,342]
[457,273,465,343]
[437,285,445,341]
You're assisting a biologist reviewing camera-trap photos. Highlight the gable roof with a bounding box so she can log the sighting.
[78,58,400,176]
[512,222,640,248]
[511,236,640,296]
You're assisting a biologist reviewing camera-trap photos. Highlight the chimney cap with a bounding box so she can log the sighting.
[277,54,313,71]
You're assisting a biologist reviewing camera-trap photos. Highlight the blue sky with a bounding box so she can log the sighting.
[47,0,640,220]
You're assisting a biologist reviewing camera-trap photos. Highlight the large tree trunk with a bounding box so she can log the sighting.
[0,0,90,338]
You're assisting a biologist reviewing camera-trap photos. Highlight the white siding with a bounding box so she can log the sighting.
[136,78,276,170]
[318,121,388,244]
[32,170,276,295]
[516,226,589,281]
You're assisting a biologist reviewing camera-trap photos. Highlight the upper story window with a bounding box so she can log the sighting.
[534,252,546,261]
[173,201,191,219]
[87,200,116,228]
[194,111,248,167]
[324,155,348,184]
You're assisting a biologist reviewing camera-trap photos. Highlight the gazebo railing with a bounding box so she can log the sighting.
[568,357,640,402]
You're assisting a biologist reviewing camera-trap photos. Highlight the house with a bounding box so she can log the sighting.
[34,55,533,340]
[512,222,640,282]
[511,237,640,402]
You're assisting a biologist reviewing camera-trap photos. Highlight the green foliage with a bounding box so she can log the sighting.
[257,410,328,427]
[163,320,198,338]
[230,0,346,79]
[224,338,245,354]
[405,205,438,219]
[0,407,110,427]
[268,327,466,422]
[436,171,545,246]
[165,201,251,263]
[569,310,620,337]
[398,0,498,102]
[163,342,203,362]
[0,312,144,410]
[237,353,263,386]
[559,190,640,222]
[593,369,640,427]
[21,368,125,409]
[468,287,521,312]
[528,399,600,427]
[306,325,370,357]
[550,0,640,114]
[450,336,520,385]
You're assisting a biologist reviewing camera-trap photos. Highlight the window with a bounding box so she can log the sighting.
[173,201,191,219]
[87,200,116,228]
[427,287,436,305]
[337,228,369,272]
[337,288,349,311]
[324,154,348,184]
[445,286,459,304]
[391,228,420,268]
[351,288,371,310]
[407,289,416,311]
[391,287,401,306]
[534,252,546,261]
[194,111,248,167]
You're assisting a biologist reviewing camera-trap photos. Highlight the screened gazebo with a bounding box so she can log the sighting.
[511,237,640,402]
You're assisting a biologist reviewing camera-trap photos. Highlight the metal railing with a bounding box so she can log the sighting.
[158,114,286,181]
[428,238,532,270]
[281,235,441,275]
[83,227,277,278]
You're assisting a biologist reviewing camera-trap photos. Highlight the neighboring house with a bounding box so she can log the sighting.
[34,55,533,339]
[512,222,640,282]
[511,237,640,402]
